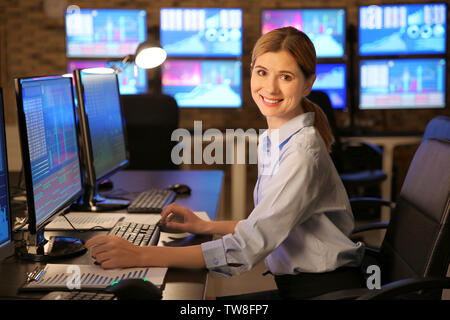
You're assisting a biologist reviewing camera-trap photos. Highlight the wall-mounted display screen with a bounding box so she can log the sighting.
[65,9,147,58]
[162,60,242,108]
[312,64,347,109]
[160,8,243,57]
[261,9,346,58]
[359,3,447,56]
[67,61,148,95]
[359,58,446,109]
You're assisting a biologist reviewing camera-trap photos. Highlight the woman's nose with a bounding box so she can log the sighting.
[264,77,280,95]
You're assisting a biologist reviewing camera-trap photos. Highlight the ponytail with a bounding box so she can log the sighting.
[302,98,335,153]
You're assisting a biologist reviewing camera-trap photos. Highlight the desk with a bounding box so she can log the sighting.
[0,170,224,300]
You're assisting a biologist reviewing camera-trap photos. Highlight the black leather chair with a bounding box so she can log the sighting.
[307,90,387,219]
[313,116,450,300]
[120,93,179,170]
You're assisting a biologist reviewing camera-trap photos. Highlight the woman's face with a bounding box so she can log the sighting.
[251,50,315,129]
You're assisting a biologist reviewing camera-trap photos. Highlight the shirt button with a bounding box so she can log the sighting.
[213,258,219,265]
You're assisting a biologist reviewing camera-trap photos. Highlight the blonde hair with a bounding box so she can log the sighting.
[251,27,335,152]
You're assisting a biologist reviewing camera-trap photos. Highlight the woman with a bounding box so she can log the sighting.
[86,27,365,299]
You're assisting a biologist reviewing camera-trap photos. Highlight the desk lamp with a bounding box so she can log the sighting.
[113,40,167,74]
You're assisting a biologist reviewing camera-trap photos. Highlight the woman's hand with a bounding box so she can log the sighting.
[159,202,209,235]
[85,235,144,269]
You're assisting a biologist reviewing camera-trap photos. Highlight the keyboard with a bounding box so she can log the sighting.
[127,188,176,213]
[108,221,160,247]
[41,291,116,300]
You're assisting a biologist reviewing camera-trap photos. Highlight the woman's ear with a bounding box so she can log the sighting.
[302,74,316,97]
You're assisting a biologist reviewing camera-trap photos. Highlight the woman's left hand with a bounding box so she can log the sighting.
[85,235,143,269]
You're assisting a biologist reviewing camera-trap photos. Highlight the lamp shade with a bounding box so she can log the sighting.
[134,41,167,69]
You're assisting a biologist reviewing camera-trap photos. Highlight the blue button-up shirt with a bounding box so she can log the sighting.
[201,112,364,276]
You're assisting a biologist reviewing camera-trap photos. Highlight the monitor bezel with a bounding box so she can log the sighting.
[161,58,243,109]
[0,87,14,261]
[73,69,130,187]
[64,8,148,58]
[260,7,348,59]
[357,2,448,57]
[357,57,447,110]
[14,76,84,235]
[159,7,244,58]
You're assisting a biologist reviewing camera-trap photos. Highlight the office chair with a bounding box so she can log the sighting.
[307,90,387,219]
[120,93,179,170]
[313,116,450,300]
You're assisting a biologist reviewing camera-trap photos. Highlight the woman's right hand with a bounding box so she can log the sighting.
[159,202,209,234]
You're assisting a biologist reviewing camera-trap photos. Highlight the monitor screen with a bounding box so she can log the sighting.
[67,60,148,94]
[359,3,447,56]
[0,88,12,256]
[312,63,347,109]
[160,8,243,57]
[261,9,346,58]
[76,71,128,180]
[15,77,83,232]
[65,9,147,58]
[161,59,242,108]
[359,58,446,109]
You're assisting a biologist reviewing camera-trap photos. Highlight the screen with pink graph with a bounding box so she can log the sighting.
[161,60,242,108]
[261,9,346,58]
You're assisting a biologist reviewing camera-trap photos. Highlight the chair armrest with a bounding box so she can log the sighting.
[352,222,389,235]
[350,197,395,209]
[356,277,450,300]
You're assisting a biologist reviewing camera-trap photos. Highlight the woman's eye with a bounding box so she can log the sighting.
[256,69,266,76]
[281,74,292,81]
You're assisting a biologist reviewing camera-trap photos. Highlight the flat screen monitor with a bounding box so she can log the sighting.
[160,8,243,57]
[312,63,347,109]
[261,9,346,58]
[0,88,14,262]
[65,9,147,58]
[359,58,446,109]
[67,60,148,94]
[15,76,85,260]
[161,59,242,108]
[74,70,129,211]
[359,3,447,56]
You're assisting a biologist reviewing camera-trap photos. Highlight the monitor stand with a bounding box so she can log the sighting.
[17,231,87,262]
[72,184,130,212]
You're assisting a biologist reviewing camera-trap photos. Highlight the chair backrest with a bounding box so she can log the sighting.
[379,136,450,297]
[120,93,179,170]
[422,115,450,142]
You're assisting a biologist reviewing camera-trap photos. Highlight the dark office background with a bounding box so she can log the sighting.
[0,0,449,215]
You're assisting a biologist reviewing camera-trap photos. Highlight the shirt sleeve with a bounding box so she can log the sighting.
[201,145,326,276]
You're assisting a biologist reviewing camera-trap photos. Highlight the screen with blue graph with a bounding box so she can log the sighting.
[0,89,11,248]
[162,60,242,108]
[312,64,347,109]
[359,58,446,109]
[18,77,82,227]
[67,60,148,94]
[65,9,147,58]
[160,8,243,57]
[79,72,128,179]
[261,9,346,58]
[359,3,447,56]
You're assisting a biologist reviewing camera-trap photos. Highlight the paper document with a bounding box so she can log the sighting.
[21,264,167,291]
[45,212,126,230]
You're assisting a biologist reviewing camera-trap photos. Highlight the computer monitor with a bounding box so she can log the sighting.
[313,63,347,109]
[261,9,346,58]
[67,60,148,94]
[65,8,147,58]
[73,69,130,211]
[359,58,446,109]
[359,3,447,56]
[160,8,243,57]
[161,59,242,108]
[0,88,14,262]
[14,76,85,260]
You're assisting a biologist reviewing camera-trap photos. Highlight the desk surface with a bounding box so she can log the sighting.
[0,169,224,300]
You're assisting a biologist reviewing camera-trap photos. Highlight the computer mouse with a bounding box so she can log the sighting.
[168,183,191,195]
[104,278,162,300]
